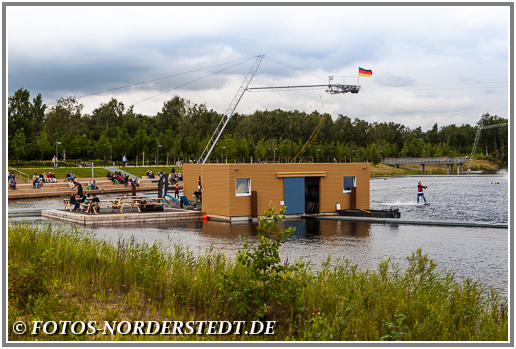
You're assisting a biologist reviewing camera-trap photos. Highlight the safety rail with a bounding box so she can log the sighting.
[8,167,30,182]
[383,157,466,165]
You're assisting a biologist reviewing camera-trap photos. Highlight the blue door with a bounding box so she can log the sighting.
[283,177,305,214]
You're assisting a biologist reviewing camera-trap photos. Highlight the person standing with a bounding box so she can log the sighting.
[122,154,128,167]
[174,183,179,199]
[75,181,84,198]
[52,155,58,168]
[417,181,427,204]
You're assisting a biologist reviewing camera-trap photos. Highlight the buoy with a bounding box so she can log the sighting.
[203,214,209,221]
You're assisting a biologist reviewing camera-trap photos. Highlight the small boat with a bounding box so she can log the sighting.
[337,207,401,218]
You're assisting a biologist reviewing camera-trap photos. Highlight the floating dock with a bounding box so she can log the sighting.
[8,208,43,217]
[314,215,508,229]
[41,208,202,225]
[11,209,506,229]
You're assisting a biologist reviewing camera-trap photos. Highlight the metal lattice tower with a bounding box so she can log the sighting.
[468,122,507,168]
[198,55,265,164]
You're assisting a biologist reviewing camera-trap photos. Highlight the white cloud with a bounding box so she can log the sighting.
[7,4,510,129]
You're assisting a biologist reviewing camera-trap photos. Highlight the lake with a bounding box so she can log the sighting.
[8,172,509,295]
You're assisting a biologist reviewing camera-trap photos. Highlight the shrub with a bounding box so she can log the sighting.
[217,205,306,326]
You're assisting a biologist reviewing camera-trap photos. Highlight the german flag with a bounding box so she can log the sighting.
[359,67,372,77]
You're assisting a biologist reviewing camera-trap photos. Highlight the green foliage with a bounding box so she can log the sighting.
[35,130,52,160]
[217,206,305,325]
[8,253,52,310]
[11,128,27,165]
[7,89,508,166]
[96,129,112,160]
[380,314,407,341]
[8,217,508,341]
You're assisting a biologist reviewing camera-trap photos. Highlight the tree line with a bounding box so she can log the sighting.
[8,88,508,166]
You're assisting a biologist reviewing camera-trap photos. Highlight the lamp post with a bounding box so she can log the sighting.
[55,141,61,168]
[222,146,226,163]
[380,151,383,163]
[317,148,321,162]
[157,144,162,165]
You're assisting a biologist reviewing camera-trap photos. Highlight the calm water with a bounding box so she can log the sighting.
[9,173,509,294]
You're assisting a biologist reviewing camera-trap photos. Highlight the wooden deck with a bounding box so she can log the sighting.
[41,208,202,225]
[8,177,183,200]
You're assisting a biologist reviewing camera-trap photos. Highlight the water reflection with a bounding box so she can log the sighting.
[199,219,372,241]
[201,220,257,238]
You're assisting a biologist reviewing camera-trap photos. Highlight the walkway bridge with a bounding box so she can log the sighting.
[383,157,467,174]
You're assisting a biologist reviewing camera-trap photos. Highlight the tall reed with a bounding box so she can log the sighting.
[8,213,507,341]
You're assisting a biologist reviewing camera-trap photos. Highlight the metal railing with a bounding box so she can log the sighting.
[8,166,30,182]
[383,157,467,165]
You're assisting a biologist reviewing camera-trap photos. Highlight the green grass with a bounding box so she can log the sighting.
[123,166,183,178]
[11,166,183,181]
[17,168,109,180]
[8,213,507,341]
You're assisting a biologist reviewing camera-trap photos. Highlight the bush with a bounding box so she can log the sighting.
[217,206,305,325]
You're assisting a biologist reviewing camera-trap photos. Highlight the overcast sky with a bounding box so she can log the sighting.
[7,5,510,129]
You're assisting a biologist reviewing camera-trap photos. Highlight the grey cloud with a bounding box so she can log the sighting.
[375,73,416,87]
[7,5,509,128]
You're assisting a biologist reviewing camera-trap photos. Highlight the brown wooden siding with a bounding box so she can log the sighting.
[201,165,231,217]
[229,165,285,217]
[184,163,369,219]
[183,164,201,201]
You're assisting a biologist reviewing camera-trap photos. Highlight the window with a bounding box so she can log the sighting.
[343,176,356,193]
[236,178,251,196]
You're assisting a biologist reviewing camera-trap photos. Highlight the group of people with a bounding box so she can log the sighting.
[69,192,100,213]
[106,171,140,187]
[32,172,58,189]
[87,179,102,191]
[146,169,183,183]
[168,169,183,184]
[68,178,103,212]
[43,172,58,183]
[65,172,77,182]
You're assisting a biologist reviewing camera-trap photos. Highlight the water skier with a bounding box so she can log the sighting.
[417,181,427,204]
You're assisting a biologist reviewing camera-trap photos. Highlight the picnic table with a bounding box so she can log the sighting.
[131,197,165,212]
[63,198,74,211]
[111,195,141,213]
[83,199,118,214]
[64,195,166,215]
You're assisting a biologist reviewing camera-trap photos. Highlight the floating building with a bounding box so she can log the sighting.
[183,163,370,222]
